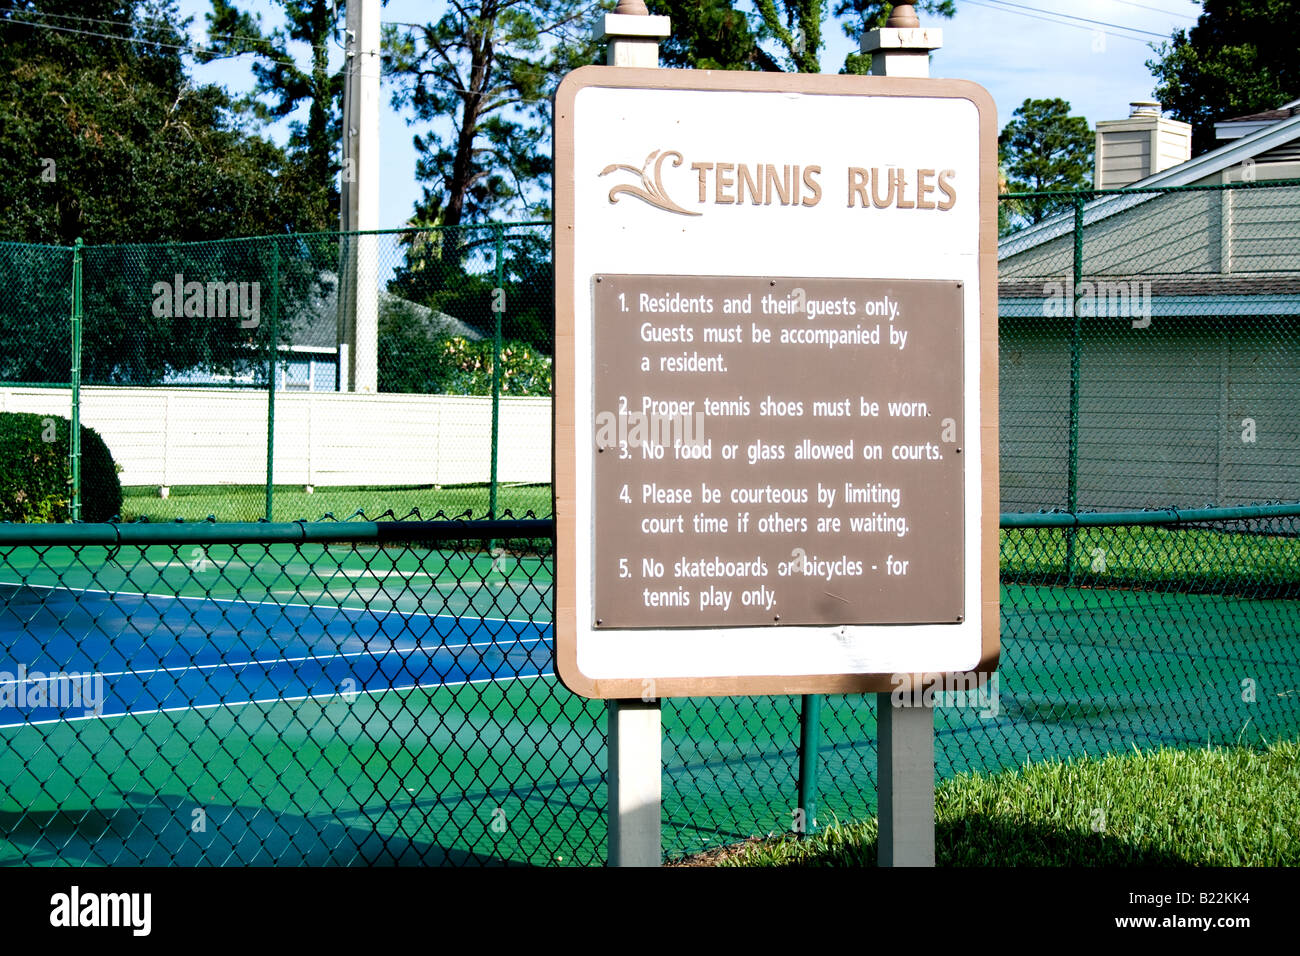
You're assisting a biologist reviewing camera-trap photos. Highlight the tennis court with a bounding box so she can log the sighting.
[1,522,1298,865]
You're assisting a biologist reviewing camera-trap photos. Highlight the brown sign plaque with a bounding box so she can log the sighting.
[592,275,964,628]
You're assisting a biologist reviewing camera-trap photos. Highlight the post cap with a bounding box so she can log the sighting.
[887,4,921,28]
[595,12,671,42]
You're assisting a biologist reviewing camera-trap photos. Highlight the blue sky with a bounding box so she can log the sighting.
[174,0,1204,228]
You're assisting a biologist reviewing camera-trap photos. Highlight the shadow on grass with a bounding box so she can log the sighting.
[717,815,1193,867]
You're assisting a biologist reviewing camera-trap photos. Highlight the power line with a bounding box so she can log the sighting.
[1110,0,1199,21]
[976,0,1172,38]
[0,2,302,54]
[0,9,310,70]
[962,0,1170,42]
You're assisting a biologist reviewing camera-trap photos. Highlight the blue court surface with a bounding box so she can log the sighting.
[0,583,553,727]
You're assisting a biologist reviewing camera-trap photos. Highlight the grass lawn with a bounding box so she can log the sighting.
[120,482,554,523]
[701,739,1300,867]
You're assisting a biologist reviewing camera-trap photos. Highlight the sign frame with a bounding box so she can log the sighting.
[554,65,999,699]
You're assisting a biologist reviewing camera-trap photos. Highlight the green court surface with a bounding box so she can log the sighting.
[2,538,1298,864]
[0,542,553,621]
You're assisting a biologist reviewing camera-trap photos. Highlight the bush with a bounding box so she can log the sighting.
[0,412,123,522]
[437,336,553,396]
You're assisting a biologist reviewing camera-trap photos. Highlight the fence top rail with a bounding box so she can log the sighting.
[1000,503,1300,529]
[2,505,1296,546]
[0,221,556,254]
[0,518,554,547]
[1000,177,1300,201]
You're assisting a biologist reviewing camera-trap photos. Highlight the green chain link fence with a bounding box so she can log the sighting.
[1,505,1295,864]
[1,183,1298,865]
[1,224,554,525]
[999,179,1300,515]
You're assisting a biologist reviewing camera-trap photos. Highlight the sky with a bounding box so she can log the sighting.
[173,0,1206,229]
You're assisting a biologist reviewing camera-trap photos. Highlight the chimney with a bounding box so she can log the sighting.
[1093,101,1192,189]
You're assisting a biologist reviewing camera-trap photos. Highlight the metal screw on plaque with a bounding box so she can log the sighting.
[955,447,963,454]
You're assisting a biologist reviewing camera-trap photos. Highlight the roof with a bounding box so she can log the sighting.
[999,109,1300,264]
[286,271,484,349]
[1215,100,1300,140]
[999,275,1300,319]
[1220,107,1298,125]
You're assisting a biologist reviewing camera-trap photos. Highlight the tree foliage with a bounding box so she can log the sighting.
[1148,0,1300,156]
[649,0,955,74]
[0,0,320,244]
[200,0,345,232]
[386,1,605,230]
[999,98,1093,226]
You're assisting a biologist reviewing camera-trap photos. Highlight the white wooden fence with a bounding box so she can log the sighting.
[0,387,552,488]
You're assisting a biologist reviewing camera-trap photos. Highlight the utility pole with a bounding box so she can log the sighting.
[338,0,380,393]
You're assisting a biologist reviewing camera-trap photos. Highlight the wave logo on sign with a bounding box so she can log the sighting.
[600,149,701,217]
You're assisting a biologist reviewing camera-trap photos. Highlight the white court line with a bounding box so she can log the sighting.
[1,670,557,729]
[0,633,551,685]
[0,580,544,626]
[146,560,442,581]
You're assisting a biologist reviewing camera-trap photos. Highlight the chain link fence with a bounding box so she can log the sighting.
[999,179,1300,514]
[1,225,553,525]
[2,185,1299,865]
[0,505,1296,865]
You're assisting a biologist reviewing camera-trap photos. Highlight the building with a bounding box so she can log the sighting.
[163,271,483,392]
[997,101,1300,512]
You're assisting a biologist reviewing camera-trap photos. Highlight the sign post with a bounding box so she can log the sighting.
[591,1,672,870]
[558,3,997,868]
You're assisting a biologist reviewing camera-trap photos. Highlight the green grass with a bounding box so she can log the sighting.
[1001,525,1299,594]
[119,483,554,523]
[719,739,1300,866]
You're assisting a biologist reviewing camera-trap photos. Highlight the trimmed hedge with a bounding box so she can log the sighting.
[0,412,123,522]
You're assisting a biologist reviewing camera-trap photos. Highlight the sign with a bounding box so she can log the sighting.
[554,67,998,698]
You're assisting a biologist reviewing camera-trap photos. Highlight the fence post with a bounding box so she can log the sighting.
[797,693,821,838]
[1066,196,1084,580]
[69,238,83,522]
[266,241,279,522]
[490,224,504,520]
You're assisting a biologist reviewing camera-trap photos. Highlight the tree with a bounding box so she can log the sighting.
[386,1,606,233]
[999,98,1093,226]
[648,0,955,74]
[1148,0,1300,156]
[650,0,774,70]
[0,0,321,244]
[200,0,345,232]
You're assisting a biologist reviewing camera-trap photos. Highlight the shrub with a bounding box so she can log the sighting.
[437,336,553,396]
[0,412,123,522]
